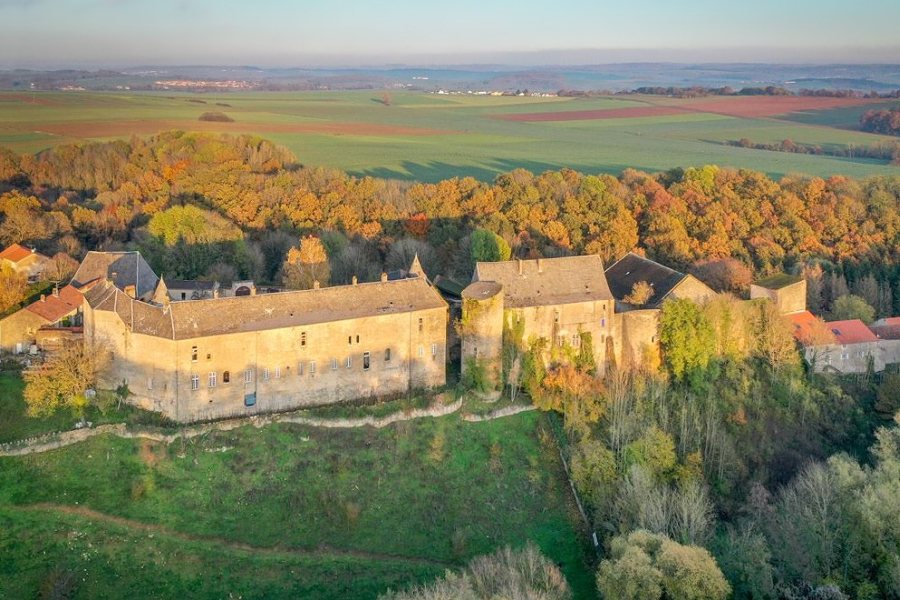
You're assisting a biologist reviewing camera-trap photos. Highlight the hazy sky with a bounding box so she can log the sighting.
[1,0,899,67]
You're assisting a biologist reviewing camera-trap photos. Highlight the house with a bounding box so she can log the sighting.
[0,244,50,281]
[605,252,715,309]
[83,253,448,422]
[163,278,220,301]
[0,285,84,352]
[750,274,807,315]
[870,317,900,340]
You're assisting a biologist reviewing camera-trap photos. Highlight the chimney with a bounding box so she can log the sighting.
[40,294,45,302]
[250,286,257,296]
[381,272,388,283]
[517,259,523,275]
[53,286,60,297]
[537,258,543,273]
[213,289,219,299]
[352,275,358,286]
[313,280,320,290]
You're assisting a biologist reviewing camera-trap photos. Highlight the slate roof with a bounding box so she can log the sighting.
[871,317,900,340]
[84,276,447,341]
[0,244,38,263]
[472,256,612,308]
[71,251,159,298]
[604,253,686,307]
[826,319,878,345]
[24,286,82,323]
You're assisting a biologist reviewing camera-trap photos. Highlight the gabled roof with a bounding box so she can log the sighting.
[604,252,685,307]
[24,286,82,323]
[0,243,42,263]
[71,251,159,298]
[787,310,823,344]
[826,319,878,345]
[870,317,900,340]
[473,255,612,308]
[84,275,447,341]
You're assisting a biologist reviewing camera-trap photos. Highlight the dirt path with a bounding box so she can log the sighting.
[13,502,457,568]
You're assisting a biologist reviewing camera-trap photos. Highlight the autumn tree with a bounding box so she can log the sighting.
[691,257,753,295]
[830,294,876,324]
[282,235,330,290]
[24,341,110,419]
[470,228,511,263]
[597,530,730,600]
[0,262,28,313]
[659,298,715,383]
[623,280,654,305]
[44,252,79,283]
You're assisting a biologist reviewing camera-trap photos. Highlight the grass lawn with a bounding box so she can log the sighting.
[0,402,595,598]
[1,90,897,182]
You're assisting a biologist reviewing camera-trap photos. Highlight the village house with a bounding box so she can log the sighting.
[0,243,51,281]
[0,284,84,353]
[83,253,448,422]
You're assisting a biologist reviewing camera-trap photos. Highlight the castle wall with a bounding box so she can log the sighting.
[460,290,504,387]
[509,299,616,375]
[616,309,661,370]
[86,303,447,422]
[750,280,807,314]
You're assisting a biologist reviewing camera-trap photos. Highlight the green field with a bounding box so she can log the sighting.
[0,90,897,181]
[0,378,594,599]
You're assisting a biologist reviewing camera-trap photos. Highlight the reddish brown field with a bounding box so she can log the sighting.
[673,95,880,118]
[34,119,454,138]
[495,96,881,122]
[496,106,689,122]
[0,92,60,106]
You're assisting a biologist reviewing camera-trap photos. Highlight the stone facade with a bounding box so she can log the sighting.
[84,257,448,423]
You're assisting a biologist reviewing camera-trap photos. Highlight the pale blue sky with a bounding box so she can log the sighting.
[1,0,898,67]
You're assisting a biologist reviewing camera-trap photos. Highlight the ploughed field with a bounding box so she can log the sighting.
[0,383,595,599]
[0,90,897,181]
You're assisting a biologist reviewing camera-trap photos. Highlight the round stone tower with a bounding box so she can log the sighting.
[460,281,504,389]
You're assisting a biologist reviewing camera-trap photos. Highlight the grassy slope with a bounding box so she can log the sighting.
[1,91,897,181]
[0,408,595,598]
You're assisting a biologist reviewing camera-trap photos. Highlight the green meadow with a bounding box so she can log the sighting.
[0,90,897,181]
[0,375,595,599]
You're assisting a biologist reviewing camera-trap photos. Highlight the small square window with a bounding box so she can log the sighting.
[223,371,230,383]
[207,353,211,360]
[348,336,353,345]
[385,348,391,362]
[300,332,307,346]
[191,346,198,362]
[418,317,424,333]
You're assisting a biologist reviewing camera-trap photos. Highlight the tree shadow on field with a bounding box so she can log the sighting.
[353,159,640,184]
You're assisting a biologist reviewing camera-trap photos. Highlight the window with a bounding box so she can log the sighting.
[190,374,199,390]
[554,311,559,323]
[191,346,198,362]
[263,367,270,381]
[300,331,307,346]
[207,353,211,360]
[147,377,153,390]
[331,358,338,371]
[418,317,424,333]
[298,362,304,376]
[181,292,187,300]
[356,334,360,344]
[363,352,370,370]
[418,345,424,357]
[345,356,352,369]
[223,371,230,383]
[572,334,580,347]
[244,368,253,384]
[601,318,606,328]
[275,366,282,379]
[556,335,564,348]
[385,348,391,362]
[208,372,217,388]
[431,343,438,357]
[348,335,353,345]
[310,361,316,376]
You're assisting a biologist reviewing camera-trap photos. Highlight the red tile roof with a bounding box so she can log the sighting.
[0,243,35,263]
[825,319,878,345]
[24,285,83,323]
[787,310,818,343]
